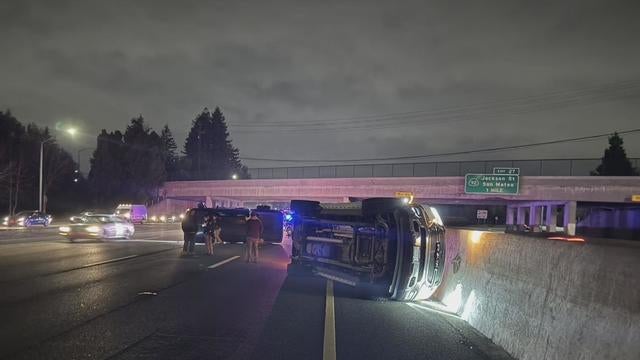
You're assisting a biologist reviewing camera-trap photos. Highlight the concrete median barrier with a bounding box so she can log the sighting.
[432,229,640,360]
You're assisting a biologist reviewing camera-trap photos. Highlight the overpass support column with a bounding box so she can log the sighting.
[516,207,527,226]
[563,201,577,236]
[546,205,558,232]
[205,196,214,208]
[529,205,543,230]
[506,206,515,225]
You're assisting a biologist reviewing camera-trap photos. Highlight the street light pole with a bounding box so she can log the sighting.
[39,141,44,212]
[39,138,55,212]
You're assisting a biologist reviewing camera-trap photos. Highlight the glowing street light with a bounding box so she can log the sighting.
[231,174,238,180]
[66,127,77,136]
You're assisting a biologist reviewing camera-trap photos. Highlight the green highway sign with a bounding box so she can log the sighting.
[493,167,520,175]
[465,174,520,195]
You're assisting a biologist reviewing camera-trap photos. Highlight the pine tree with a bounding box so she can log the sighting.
[183,107,249,180]
[89,116,167,206]
[160,124,178,179]
[184,108,212,179]
[592,133,638,176]
[89,130,127,206]
[123,115,166,202]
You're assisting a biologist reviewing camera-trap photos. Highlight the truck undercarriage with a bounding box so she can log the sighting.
[289,198,445,301]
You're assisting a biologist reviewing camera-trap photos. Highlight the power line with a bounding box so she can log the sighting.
[228,79,640,131]
[230,86,640,133]
[239,128,640,163]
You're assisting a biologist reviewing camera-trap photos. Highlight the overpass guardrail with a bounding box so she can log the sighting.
[248,158,640,179]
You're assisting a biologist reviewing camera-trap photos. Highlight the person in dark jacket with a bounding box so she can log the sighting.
[203,215,215,255]
[245,212,263,263]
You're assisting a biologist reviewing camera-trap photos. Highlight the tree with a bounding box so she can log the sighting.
[160,124,178,179]
[89,130,127,206]
[1,110,81,214]
[89,116,166,207]
[123,115,166,202]
[591,133,638,176]
[0,110,25,215]
[183,107,249,180]
[184,108,211,179]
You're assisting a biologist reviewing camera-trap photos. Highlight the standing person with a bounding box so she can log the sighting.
[213,215,223,244]
[204,215,214,256]
[182,232,195,255]
[245,212,263,263]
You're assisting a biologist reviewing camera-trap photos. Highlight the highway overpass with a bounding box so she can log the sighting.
[247,158,640,179]
[155,176,640,236]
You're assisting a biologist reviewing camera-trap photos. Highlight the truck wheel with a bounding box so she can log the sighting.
[291,200,321,217]
[361,198,405,217]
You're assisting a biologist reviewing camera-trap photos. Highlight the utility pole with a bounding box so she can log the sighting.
[39,138,55,212]
[39,141,44,212]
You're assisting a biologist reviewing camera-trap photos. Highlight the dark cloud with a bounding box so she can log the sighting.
[1,0,639,170]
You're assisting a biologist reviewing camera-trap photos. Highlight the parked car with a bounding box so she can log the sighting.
[59,214,135,241]
[181,206,284,244]
[288,198,446,301]
[3,211,52,227]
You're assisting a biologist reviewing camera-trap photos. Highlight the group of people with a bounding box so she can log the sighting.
[202,214,222,255]
[182,211,263,263]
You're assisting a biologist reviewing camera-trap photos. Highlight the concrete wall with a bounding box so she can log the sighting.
[147,198,201,216]
[434,229,640,360]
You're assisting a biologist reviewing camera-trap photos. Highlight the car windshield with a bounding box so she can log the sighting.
[83,216,117,224]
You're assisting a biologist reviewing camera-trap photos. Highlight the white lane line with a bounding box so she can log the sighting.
[323,280,337,360]
[207,255,240,269]
[133,230,182,237]
[0,236,56,243]
[406,302,461,319]
[112,239,183,244]
[82,254,139,268]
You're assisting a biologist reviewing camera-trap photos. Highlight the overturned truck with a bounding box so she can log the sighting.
[288,198,446,301]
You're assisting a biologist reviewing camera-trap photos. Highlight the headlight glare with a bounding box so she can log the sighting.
[86,225,101,233]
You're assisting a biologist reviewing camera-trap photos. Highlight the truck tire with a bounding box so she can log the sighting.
[361,198,405,217]
[291,200,321,217]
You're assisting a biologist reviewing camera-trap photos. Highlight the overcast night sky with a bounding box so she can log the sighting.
[1,0,639,169]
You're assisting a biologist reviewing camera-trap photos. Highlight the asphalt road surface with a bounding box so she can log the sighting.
[0,224,513,360]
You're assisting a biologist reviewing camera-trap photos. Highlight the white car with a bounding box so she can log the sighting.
[59,215,135,240]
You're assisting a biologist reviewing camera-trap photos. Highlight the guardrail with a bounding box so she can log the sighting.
[248,158,640,179]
